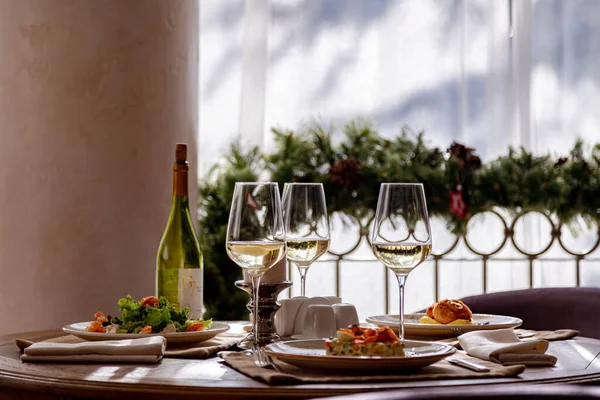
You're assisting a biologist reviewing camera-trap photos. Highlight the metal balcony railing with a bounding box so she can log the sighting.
[292,210,600,314]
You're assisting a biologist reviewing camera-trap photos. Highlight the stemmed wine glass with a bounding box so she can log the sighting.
[371,183,432,341]
[226,182,286,366]
[282,183,330,297]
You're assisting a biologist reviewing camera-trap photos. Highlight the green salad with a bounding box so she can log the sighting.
[89,295,212,334]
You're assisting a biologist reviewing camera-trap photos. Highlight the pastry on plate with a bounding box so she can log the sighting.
[420,299,473,325]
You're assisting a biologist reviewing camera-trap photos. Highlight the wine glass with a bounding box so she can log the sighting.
[226,182,286,366]
[282,183,330,297]
[371,183,432,341]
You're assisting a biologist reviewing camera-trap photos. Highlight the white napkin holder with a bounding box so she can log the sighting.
[274,296,359,338]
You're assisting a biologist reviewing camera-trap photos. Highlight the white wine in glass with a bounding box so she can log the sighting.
[371,183,432,341]
[225,183,286,366]
[372,243,432,275]
[282,183,330,297]
[226,241,286,277]
[286,239,330,266]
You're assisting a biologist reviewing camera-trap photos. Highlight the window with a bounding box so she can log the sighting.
[199,0,600,315]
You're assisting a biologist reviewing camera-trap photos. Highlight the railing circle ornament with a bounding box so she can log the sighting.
[328,212,365,257]
[430,214,461,257]
[431,235,460,257]
[556,223,600,257]
[510,211,556,257]
[463,210,509,257]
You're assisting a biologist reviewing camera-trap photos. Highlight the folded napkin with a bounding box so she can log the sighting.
[19,336,166,363]
[17,334,243,361]
[437,329,579,349]
[458,328,557,366]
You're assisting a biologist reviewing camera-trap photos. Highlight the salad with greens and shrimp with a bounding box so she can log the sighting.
[86,295,212,334]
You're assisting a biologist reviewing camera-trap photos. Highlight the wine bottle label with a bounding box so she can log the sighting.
[178,269,203,319]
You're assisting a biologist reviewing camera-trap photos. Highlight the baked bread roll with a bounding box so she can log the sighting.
[428,299,472,324]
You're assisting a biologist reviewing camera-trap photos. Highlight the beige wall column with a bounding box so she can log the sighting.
[0,0,199,334]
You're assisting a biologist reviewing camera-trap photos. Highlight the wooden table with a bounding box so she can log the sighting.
[1,325,600,400]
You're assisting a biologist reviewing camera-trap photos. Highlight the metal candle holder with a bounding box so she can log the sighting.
[234,280,292,348]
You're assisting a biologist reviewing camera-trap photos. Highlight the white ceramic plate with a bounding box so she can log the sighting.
[366,313,522,337]
[63,321,230,345]
[264,339,456,372]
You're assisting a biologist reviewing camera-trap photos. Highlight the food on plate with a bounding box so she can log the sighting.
[325,325,404,357]
[419,299,473,325]
[85,320,105,333]
[140,296,160,308]
[86,295,212,334]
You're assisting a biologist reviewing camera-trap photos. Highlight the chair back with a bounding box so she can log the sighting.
[461,287,600,339]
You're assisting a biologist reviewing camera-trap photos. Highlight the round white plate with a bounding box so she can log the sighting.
[366,313,522,337]
[63,321,230,345]
[264,339,456,372]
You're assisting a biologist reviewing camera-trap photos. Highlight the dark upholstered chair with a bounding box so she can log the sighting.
[312,384,600,400]
[460,287,600,339]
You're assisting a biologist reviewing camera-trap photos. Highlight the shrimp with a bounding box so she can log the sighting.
[85,321,105,333]
[94,312,108,323]
[186,322,205,332]
[139,326,153,334]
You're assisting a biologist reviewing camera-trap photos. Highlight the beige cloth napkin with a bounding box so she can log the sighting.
[17,334,242,361]
[219,351,525,385]
[19,336,166,363]
[437,329,579,349]
[458,328,557,366]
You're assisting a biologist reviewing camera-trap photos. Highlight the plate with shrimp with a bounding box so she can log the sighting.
[63,321,230,345]
[265,326,455,372]
[63,295,230,345]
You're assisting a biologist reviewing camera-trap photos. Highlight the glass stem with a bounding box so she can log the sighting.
[251,274,262,347]
[297,265,309,297]
[395,274,407,341]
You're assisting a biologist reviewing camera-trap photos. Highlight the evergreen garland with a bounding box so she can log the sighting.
[199,119,600,319]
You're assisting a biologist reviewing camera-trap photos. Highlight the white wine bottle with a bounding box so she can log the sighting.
[156,143,204,318]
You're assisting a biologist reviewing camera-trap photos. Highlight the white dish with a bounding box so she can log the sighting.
[264,339,456,372]
[366,313,522,337]
[63,321,230,345]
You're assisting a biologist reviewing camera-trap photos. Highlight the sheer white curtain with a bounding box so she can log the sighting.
[199,0,600,316]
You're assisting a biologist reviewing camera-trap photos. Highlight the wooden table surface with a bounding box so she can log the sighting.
[1,324,600,400]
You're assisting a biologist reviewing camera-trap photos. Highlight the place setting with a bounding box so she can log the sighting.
[15,145,241,363]
[219,182,460,381]
[17,293,239,362]
[216,182,567,384]
[13,178,577,384]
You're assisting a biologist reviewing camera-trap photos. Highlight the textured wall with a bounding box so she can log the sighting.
[0,0,199,334]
